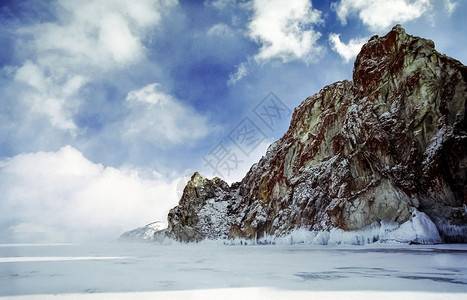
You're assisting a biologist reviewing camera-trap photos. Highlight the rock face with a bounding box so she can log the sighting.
[167,173,232,241]
[166,25,467,244]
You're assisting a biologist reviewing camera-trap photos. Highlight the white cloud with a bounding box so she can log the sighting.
[207,23,235,38]
[0,146,180,242]
[13,0,177,132]
[14,60,86,131]
[30,0,177,68]
[206,0,237,11]
[444,0,457,15]
[227,62,248,86]
[329,33,368,63]
[248,0,323,64]
[14,60,46,90]
[334,0,432,31]
[124,83,213,145]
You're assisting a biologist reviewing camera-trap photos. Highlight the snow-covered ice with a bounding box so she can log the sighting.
[1,243,466,299]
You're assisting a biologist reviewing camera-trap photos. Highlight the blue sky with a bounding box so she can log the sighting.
[0,0,465,242]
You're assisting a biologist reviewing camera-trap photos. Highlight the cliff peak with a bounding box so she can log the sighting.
[165,26,466,245]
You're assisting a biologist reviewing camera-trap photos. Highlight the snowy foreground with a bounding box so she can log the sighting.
[1,243,467,299]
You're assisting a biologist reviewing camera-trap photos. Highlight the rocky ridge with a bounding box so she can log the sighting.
[165,25,467,244]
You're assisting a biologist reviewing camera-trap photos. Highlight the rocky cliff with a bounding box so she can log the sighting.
[166,25,467,244]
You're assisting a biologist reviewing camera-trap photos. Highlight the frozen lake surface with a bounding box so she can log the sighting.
[1,242,467,299]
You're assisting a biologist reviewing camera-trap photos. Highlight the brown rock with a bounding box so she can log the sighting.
[166,25,467,244]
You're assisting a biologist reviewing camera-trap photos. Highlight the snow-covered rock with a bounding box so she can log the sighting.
[166,172,232,242]
[164,25,466,245]
[119,221,167,242]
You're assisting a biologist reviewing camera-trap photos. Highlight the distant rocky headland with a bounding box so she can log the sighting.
[122,25,466,245]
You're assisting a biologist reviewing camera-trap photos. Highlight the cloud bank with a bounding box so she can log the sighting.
[0,146,179,242]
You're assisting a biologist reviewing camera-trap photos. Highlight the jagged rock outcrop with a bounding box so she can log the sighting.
[166,173,232,241]
[166,25,467,244]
